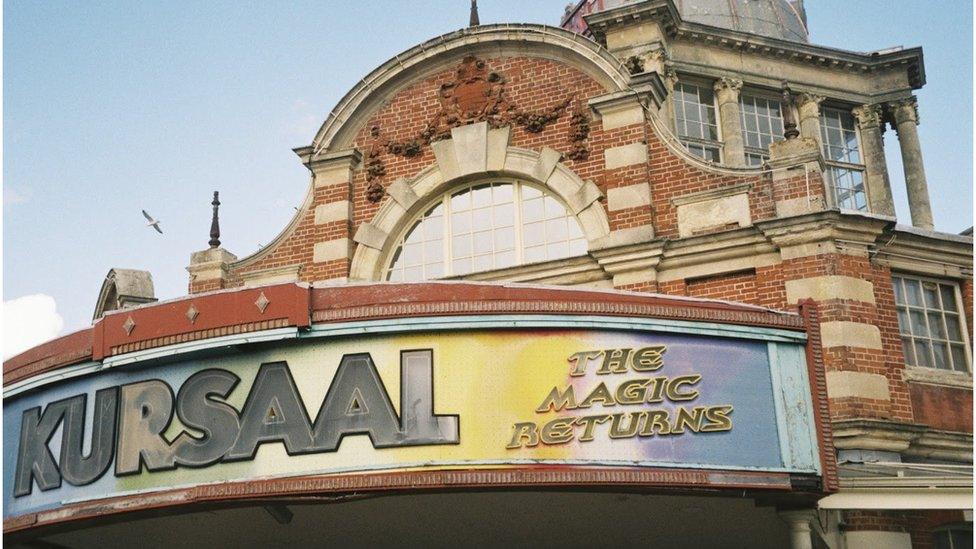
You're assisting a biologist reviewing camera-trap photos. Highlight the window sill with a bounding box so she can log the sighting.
[902,366,973,389]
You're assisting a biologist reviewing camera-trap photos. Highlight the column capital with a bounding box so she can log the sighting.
[888,96,919,126]
[795,92,825,109]
[713,76,743,96]
[851,104,884,130]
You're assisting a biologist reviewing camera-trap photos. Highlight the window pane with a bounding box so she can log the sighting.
[945,314,963,342]
[388,182,586,279]
[924,284,940,309]
[951,344,968,372]
[929,312,947,339]
[893,277,905,305]
[910,310,929,337]
[914,340,932,367]
[904,279,923,307]
[932,342,949,370]
[902,337,917,365]
[940,285,958,310]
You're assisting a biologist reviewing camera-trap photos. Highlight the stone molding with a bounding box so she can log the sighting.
[240,264,302,287]
[820,321,883,350]
[825,371,890,401]
[670,182,752,206]
[314,201,352,225]
[607,182,652,212]
[902,367,973,389]
[587,89,650,130]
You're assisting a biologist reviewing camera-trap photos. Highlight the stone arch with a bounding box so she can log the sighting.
[349,122,611,281]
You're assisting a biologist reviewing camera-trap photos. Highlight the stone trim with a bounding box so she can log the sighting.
[902,367,973,389]
[313,239,352,263]
[607,182,652,211]
[314,201,352,225]
[604,142,648,170]
[352,223,388,251]
[825,371,891,401]
[671,182,752,206]
[240,264,302,287]
[785,275,876,305]
[588,90,647,130]
[820,321,883,350]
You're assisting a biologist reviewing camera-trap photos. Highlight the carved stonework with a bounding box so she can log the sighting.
[365,125,386,203]
[795,92,825,109]
[851,104,883,129]
[889,97,919,126]
[567,97,591,161]
[624,55,645,75]
[713,77,743,94]
[360,56,577,201]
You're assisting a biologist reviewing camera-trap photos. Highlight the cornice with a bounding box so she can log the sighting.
[583,0,925,89]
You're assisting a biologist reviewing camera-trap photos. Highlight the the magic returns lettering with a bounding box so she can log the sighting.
[13,350,459,498]
[506,347,734,448]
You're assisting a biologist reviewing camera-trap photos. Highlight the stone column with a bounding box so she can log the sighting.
[778,511,815,549]
[713,77,746,167]
[795,93,824,144]
[851,104,896,217]
[889,97,934,229]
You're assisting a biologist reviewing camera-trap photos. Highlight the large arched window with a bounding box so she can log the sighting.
[386,180,587,281]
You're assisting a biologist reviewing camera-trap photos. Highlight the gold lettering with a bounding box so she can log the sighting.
[608,412,641,439]
[665,374,702,401]
[507,422,540,449]
[536,385,578,413]
[568,351,603,377]
[597,348,632,375]
[671,406,706,434]
[575,414,612,442]
[646,376,668,403]
[579,382,616,408]
[540,417,576,445]
[615,378,651,404]
[701,405,734,432]
[639,409,671,436]
[631,346,667,372]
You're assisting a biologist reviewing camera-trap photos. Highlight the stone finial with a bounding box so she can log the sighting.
[469,0,480,26]
[851,104,883,130]
[209,191,221,249]
[781,83,799,139]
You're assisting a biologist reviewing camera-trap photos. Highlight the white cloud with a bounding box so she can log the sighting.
[3,294,65,360]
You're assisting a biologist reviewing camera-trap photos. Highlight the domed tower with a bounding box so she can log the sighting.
[675,0,807,42]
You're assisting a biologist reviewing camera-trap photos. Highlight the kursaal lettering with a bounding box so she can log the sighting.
[13,350,459,497]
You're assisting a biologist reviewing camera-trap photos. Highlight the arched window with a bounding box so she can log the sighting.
[386,180,587,281]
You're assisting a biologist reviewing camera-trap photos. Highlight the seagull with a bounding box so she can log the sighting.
[142,210,163,234]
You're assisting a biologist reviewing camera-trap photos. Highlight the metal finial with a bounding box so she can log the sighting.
[469,0,480,26]
[209,191,221,248]
[781,82,799,140]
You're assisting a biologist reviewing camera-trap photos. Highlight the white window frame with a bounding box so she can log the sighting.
[384,179,587,281]
[820,105,870,212]
[892,273,972,374]
[739,89,785,166]
[672,78,723,163]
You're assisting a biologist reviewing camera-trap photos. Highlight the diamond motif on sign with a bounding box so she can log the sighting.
[122,316,136,336]
[255,292,270,314]
[186,304,199,324]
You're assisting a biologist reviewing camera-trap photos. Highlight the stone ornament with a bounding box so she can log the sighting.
[567,98,592,161]
[713,77,743,94]
[888,97,920,126]
[851,104,883,129]
[362,55,576,203]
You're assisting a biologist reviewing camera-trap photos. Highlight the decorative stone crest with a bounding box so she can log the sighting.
[361,55,575,202]
[254,292,270,314]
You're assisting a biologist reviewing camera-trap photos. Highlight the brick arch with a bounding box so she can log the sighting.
[311,24,631,154]
[349,122,610,281]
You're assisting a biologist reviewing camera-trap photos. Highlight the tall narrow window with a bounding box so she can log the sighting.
[739,94,784,166]
[673,82,721,162]
[820,107,867,211]
[386,181,587,282]
[893,275,971,372]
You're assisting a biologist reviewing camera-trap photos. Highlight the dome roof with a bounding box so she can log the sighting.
[675,0,809,42]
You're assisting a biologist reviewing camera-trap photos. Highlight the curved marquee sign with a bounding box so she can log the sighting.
[2,284,830,528]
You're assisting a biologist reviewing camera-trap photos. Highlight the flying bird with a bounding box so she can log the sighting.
[142,210,163,234]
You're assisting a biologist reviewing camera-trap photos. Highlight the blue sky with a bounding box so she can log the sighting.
[4,1,973,342]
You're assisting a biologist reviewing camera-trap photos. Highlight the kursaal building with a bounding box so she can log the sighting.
[4,1,973,547]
